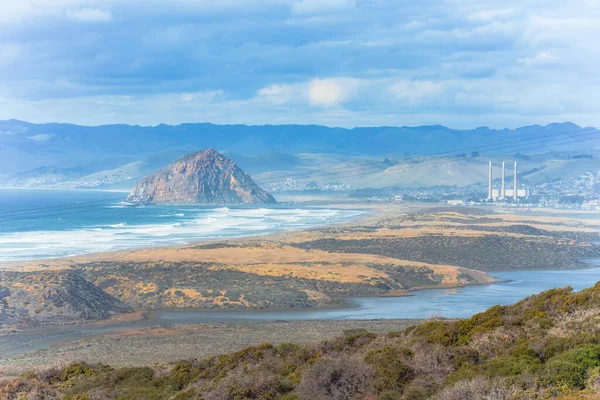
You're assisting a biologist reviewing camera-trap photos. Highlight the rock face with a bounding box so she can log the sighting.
[0,271,133,324]
[126,149,276,205]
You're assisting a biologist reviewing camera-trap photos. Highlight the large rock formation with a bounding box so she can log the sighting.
[126,149,276,205]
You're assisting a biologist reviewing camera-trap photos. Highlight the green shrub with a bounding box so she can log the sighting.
[276,343,303,357]
[233,343,275,363]
[544,345,600,388]
[114,366,154,383]
[164,361,197,390]
[364,346,414,394]
[483,353,542,377]
[321,332,377,352]
[412,306,506,346]
[344,332,377,347]
[586,366,600,392]
[56,362,102,383]
[343,328,368,336]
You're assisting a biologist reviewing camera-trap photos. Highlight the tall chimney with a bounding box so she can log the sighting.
[513,161,518,201]
[488,161,493,200]
[501,161,506,200]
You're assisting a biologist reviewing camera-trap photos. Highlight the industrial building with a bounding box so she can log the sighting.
[487,161,529,201]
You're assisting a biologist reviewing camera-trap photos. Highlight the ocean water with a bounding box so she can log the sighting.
[0,189,363,261]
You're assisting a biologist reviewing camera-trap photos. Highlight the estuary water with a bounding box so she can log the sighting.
[0,189,363,261]
[143,265,600,322]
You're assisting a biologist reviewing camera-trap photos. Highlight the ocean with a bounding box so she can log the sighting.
[0,189,363,262]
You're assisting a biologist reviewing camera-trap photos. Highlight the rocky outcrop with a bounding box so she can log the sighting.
[126,149,276,205]
[0,271,133,325]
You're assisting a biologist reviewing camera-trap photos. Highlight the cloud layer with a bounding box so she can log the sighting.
[0,0,599,128]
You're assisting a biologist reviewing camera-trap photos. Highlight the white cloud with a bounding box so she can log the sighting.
[291,0,355,15]
[308,78,359,107]
[389,80,446,105]
[0,0,286,23]
[467,9,515,23]
[27,134,55,141]
[258,78,362,107]
[66,8,112,22]
[179,91,222,102]
[518,51,558,67]
[0,0,85,22]
[258,84,296,105]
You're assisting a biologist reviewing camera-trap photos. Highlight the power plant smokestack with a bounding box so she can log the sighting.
[513,161,518,201]
[501,161,506,200]
[488,161,493,200]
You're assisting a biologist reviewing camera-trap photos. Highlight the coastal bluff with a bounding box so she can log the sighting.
[126,148,276,205]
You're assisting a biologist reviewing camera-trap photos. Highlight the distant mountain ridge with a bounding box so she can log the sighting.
[1,119,598,190]
[126,149,276,205]
[1,119,594,160]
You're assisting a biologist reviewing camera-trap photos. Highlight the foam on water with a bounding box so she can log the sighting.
[107,222,127,228]
[0,194,363,261]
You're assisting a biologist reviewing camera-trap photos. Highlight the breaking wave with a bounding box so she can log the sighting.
[0,206,363,262]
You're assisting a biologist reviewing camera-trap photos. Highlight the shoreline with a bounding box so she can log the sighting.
[0,203,377,268]
[2,202,600,329]
[0,203,384,269]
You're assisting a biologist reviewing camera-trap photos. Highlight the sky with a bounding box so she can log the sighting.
[0,0,599,129]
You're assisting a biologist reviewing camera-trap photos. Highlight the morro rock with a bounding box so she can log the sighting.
[126,149,276,204]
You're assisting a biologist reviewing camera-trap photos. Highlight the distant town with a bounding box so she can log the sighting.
[266,164,600,211]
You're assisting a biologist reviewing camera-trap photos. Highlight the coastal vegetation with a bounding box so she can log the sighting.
[295,210,600,271]
[4,281,600,399]
[296,235,598,271]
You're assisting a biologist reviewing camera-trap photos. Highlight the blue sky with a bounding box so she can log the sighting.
[0,0,599,128]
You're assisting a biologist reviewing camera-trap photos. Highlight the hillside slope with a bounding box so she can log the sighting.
[0,271,133,324]
[4,282,600,399]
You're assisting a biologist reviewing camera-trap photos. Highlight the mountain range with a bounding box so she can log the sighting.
[1,119,599,190]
